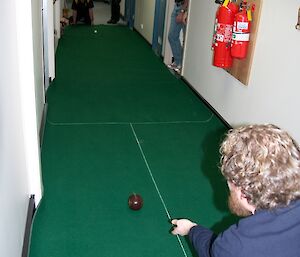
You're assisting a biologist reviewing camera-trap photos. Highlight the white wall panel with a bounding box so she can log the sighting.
[32,0,46,130]
[0,0,42,256]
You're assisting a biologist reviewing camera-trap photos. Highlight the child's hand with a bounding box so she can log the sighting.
[171,219,197,236]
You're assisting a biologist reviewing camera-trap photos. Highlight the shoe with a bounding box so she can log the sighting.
[167,62,181,73]
[174,65,182,73]
[107,19,118,24]
[167,62,177,69]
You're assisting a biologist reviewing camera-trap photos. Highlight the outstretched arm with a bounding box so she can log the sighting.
[171,218,217,257]
[171,219,197,236]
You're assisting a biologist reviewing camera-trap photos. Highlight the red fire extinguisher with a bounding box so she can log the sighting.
[212,0,238,68]
[231,2,254,59]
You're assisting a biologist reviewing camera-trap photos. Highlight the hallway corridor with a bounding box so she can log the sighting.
[29,25,231,257]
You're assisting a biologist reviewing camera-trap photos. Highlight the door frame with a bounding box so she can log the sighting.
[152,0,167,56]
[125,0,135,29]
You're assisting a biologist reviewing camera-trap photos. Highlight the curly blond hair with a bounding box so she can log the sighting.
[220,124,300,210]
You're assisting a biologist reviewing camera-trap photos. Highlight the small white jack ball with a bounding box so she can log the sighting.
[94,30,98,33]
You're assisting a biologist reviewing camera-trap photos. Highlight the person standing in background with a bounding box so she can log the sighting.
[71,0,94,25]
[107,0,121,24]
[167,0,189,73]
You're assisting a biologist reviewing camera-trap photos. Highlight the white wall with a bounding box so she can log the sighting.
[134,0,156,43]
[183,0,300,143]
[0,0,43,256]
[163,0,185,66]
[32,0,46,130]
[0,3,29,256]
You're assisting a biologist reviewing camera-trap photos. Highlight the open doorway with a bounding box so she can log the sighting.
[152,0,167,56]
[163,0,189,75]
[125,0,135,29]
[63,0,126,25]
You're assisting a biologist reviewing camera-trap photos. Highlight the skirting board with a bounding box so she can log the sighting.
[39,102,48,147]
[22,195,36,257]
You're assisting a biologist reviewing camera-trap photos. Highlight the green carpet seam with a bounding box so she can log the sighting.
[46,114,214,126]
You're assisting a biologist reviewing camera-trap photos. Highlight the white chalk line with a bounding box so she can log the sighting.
[47,113,214,126]
[130,123,189,257]
[46,115,214,257]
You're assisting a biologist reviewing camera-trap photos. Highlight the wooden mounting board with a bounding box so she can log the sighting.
[226,0,262,86]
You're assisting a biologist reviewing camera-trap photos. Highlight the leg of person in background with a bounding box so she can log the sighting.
[114,0,121,22]
[168,5,184,73]
[71,0,77,24]
[83,9,91,25]
[85,0,95,25]
[72,9,78,24]
[88,7,94,25]
[107,0,120,24]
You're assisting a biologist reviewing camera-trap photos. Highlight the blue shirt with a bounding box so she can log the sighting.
[189,200,300,257]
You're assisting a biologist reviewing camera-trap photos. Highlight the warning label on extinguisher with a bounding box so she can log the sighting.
[216,23,233,43]
[237,21,249,30]
[232,33,250,41]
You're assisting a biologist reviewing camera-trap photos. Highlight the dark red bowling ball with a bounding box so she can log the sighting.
[128,193,143,210]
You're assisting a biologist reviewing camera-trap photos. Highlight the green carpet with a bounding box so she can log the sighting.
[29,25,236,257]
[47,25,212,123]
